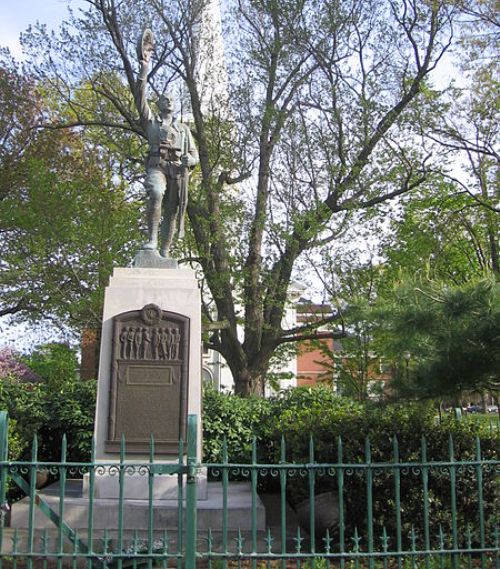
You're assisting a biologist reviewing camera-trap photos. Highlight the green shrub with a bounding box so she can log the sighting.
[0,374,96,463]
[256,387,499,551]
[0,344,96,463]
[261,387,366,462]
[202,387,271,464]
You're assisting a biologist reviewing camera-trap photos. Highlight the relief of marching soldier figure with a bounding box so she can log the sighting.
[119,325,181,361]
[134,29,199,257]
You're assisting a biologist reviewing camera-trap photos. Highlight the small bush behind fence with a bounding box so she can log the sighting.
[0,412,498,568]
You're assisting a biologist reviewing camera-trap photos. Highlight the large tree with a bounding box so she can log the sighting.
[18,0,461,394]
[380,178,498,284]
[0,63,141,334]
[425,0,499,273]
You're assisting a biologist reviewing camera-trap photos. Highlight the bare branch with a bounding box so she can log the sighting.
[0,299,29,318]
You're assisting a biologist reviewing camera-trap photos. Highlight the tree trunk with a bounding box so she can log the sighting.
[480,173,499,274]
[80,327,101,380]
[232,365,271,397]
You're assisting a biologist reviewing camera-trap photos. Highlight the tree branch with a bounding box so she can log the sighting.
[277,328,346,346]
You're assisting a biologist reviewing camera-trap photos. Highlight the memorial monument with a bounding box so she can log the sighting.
[11,24,265,545]
[92,29,202,476]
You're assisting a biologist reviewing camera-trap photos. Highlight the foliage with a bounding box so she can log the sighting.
[0,345,96,462]
[209,386,499,551]
[5,417,23,465]
[375,276,500,399]
[262,386,365,442]
[0,59,38,205]
[377,67,500,282]
[0,62,142,335]
[202,385,498,548]
[419,0,500,276]
[202,386,271,464]
[23,343,79,390]
[381,182,498,285]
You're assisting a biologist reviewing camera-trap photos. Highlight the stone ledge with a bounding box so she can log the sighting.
[10,481,265,532]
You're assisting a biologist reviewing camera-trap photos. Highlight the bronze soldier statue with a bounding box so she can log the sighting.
[134,30,199,257]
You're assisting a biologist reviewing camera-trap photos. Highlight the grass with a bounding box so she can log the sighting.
[463,412,500,430]
[204,556,495,569]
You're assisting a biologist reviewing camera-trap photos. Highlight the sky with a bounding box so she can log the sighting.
[0,0,85,58]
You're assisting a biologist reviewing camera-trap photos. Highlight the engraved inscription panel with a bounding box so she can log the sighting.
[106,304,189,455]
[127,365,173,385]
[116,362,180,442]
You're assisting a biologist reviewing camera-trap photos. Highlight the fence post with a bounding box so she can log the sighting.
[0,411,9,567]
[185,415,198,569]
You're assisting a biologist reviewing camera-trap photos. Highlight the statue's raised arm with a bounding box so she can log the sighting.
[135,29,155,127]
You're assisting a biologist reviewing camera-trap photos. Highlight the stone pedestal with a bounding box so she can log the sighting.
[93,266,202,499]
[7,265,266,543]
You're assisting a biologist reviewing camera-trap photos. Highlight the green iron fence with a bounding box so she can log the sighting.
[0,410,498,568]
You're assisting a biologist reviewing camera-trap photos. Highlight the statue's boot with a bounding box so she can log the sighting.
[142,240,157,250]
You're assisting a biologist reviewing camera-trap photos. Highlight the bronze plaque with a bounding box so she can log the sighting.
[106,304,189,454]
